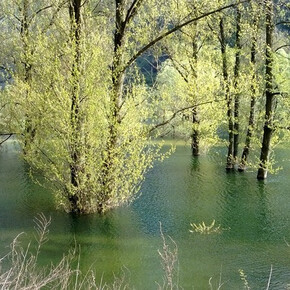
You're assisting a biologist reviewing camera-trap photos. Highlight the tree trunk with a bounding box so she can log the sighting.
[191,107,200,156]
[190,23,200,156]
[100,0,126,211]
[220,18,234,170]
[69,0,82,213]
[233,6,242,160]
[168,22,201,156]
[21,0,35,153]
[239,15,258,171]
[257,0,275,180]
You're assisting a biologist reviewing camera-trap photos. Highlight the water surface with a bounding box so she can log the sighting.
[1,140,290,289]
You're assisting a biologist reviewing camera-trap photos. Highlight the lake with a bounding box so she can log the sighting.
[1,139,290,289]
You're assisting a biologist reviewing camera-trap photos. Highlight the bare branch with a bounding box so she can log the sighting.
[81,0,89,7]
[275,44,290,52]
[35,5,53,16]
[0,134,14,146]
[92,0,102,13]
[149,98,226,133]
[276,21,290,26]
[0,133,18,136]
[41,0,69,34]
[168,55,189,83]
[125,0,144,25]
[13,14,22,23]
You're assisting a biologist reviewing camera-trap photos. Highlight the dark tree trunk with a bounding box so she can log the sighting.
[239,15,258,171]
[257,0,275,180]
[100,0,126,210]
[21,0,30,82]
[233,6,242,160]
[220,18,234,170]
[69,0,82,213]
[21,0,35,153]
[190,25,200,156]
[191,108,200,156]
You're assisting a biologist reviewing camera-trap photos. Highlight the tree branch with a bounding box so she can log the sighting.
[149,98,226,133]
[35,5,53,16]
[92,0,102,13]
[277,126,290,130]
[275,44,290,52]
[276,21,290,26]
[13,14,22,23]
[41,0,69,34]
[81,0,89,7]
[124,0,249,71]
[0,133,18,136]
[125,0,143,25]
[168,55,189,83]
[0,134,13,146]
[0,132,58,166]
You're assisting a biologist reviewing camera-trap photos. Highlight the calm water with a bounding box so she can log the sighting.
[1,140,290,289]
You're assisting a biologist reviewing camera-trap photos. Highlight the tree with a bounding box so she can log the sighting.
[153,15,224,154]
[233,5,242,161]
[1,0,252,214]
[219,16,235,170]
[257,0,275,179]
[239,1,262,171]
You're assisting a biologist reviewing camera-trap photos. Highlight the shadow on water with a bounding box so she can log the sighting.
[190,155,201,172]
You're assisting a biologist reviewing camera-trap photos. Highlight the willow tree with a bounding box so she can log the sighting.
[154,15,223,154]
[239,0,262,171]
[233,5,242,160]
[219,16,235,170]
[257,0,275,179]
[256,0,290,178]
[88,0,247,212]
[93,0,237,210]
[2,0,249,214]
[161,2,202,156]
[207,3,266,171]
[0,1,66,151]
[68,0,84,212]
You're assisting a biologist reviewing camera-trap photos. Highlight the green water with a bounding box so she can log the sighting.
[1,140,290,289]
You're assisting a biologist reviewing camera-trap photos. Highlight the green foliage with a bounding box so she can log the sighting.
[0,0,172,214]
[0,0,290,214]
[152,47,225,150]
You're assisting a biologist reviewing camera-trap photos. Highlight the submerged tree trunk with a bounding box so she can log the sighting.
[100,0,126,212]
[69,0,82,213]
[191,107,200,156]
[190,24,200,157]
[233,6,242,160]
[239,16,258,171]
[168,22,201,156]
[257,0,275,180]
[219,18,234,170]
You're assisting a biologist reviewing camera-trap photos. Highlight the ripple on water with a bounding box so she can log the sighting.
[1,142,290,288]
